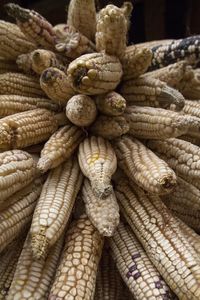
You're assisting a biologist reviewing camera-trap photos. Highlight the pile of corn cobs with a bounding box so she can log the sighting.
[0,0,200,299]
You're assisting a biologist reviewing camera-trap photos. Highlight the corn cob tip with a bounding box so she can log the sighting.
[40,68,58,84]
[91,181,113,199]
[159,175,177,192]
[121,2,133,17]
[31,231,49,260]
[37,157,52,174]
[70,66,88,88]
[5,3,29,22]
[159,85,185,111]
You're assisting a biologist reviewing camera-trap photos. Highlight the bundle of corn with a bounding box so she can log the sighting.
[0,0,200,299]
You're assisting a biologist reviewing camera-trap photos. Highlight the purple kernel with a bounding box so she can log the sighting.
[132,253,141,260]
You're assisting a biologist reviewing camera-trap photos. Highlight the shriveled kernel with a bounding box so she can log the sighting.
[95,92,126,116]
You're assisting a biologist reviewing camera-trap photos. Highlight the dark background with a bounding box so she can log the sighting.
[0,0,199,44]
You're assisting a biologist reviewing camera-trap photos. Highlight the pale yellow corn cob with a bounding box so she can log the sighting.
[0,108,58,150]
[16,52,33,74]
[78,136,117,198]
[0,176,43,253]
[125,105,200,139]
[0,21,36,60]
[95,92,126,116]
[121,46,152,80]
[0,150,38,204]
[0,72,45,97]
[178,66,200,99]
[31,159,83,259]
[37,125,84,173]
[49,214,104,300]
[66,94,97,126]
[96,4,131,58]
[115,176,200,299]
[183,99,200,118]
[67,52,123,95]
[121,77,185,111]
[147,138,200,179]
[109,222,174,299]
[82,178,119,236]
[5,3,57,50]
[113,135,177,194]
[0,58,18,74]
[56,25,96,59]
[7,234,63,300]
[40,67,75,105]
[0,95,60,117]
[67,0,96,41]
[90,115,129,140]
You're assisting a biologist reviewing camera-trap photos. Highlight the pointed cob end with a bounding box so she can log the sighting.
[158,85,185,111]
[159,175,177,194]
[37,157,53,173]
[92,181,113,199]
[5,3,30,22]
[31,231,49,260]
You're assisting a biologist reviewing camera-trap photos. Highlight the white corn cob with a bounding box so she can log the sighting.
[95,92,126,116]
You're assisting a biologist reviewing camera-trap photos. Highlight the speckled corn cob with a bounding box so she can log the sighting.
[95,92,126,116]
[125,106,200,139]
[31,159,83,259]
[37,125,84,173]
[0,72,45,97]
[113,135,177,194]
[40,67,75,105]
[0,108,58,150]
[7,234,63,300]
[78,136,117,198]
[0,21,36,60]
[120,76,185,111]
[49,214,104,300]
[82,178,119,236]
[115,176,200,299]
[5,3,57,50]
[0,58,18,74]
[66,94,97,126]
[67,52,123,95]
[109,222,174,299]
[147,138,200,179]
[90,115,129,140]
[67,0,96,41]
[121,46,152,80]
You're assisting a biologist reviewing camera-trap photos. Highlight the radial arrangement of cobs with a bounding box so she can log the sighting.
[0,0,200,299]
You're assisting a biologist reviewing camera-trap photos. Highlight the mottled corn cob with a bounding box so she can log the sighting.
[78,136,117,198]
[40,67,75,105]
[0,21,36,60]
[120,76,185,111]
[0,108,58,150]
[90,115,129,140]
[67,0,96,41]
[7,234,63,300]
[5,3,57,49]
[0,72,45,97]
[113,135,177,194]
[37,125,84,173]
[31,159,83,259]
[115,177,200,299]
[82,178,119,236]
[125,105,200,139]
[0,58,18,74]
[49,214,104,300]
[66,94,97,126]
[109,222,174,299]
[95,92,126,116]
[67,52,123,95]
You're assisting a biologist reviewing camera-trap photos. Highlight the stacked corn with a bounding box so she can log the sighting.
[0,0,200,299]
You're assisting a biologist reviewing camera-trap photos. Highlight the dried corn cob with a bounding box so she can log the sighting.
[183,99,200,118]
[125,106,200,139]
[120,76,185,111]
[40,67,75,105]
[179,134,200,146]
[5,3,57,50]
[67,52,123,95]
[7,234,63,300]
[82,178,119,236]
[135,39,174,50]
[109,222,174,299]
[31,159,83,259]
[0,21,36,60]
[113,135,176,194]
[0,58,18,74]
[37,125,84,173]
[95,92,126,116]
[67,0,96,41]
[90,115,129,140]
[66,94,97,126]
[121,46,152,80]
[78,136,117,198]
[49,214,104,300]
[115,176,200,299]
[16,52,33,74]
[0,72,45,97]
[0,108,58,150]
[147,138,200,180]
[178,67,200,99]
